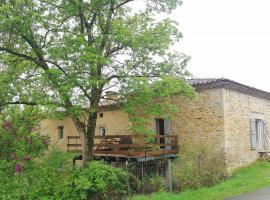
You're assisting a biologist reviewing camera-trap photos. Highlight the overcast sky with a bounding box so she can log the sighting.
[169,0,270,91]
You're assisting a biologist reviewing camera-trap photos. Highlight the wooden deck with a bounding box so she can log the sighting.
[67,134,179,161]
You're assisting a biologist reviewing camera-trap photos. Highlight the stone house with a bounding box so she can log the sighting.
[39,78,270,174]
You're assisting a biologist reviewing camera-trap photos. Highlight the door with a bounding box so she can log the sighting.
[156,118,165,148]
[155,118,171,149]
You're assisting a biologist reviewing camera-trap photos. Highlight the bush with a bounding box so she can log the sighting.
[172,145,225,191]
[143,174,166,193]
[0,107,128,200]
[73,161,127,200]
[23,150,76,200]
[0,150,76,200]
[0,150,128,200]
[0,107,49,166]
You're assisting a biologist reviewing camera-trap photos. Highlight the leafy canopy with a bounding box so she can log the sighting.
[0,0,194,134]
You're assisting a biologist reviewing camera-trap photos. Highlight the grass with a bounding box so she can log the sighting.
[132,161,270,200]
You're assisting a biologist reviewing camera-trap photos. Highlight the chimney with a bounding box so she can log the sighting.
[103,91,119,105]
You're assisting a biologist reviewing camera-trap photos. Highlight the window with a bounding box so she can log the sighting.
[57,126,64,139]
[250,119,268,150]
[155,118,171,149]
[155,118,171,136]
[99,113,104,118]
[99,126,106,137]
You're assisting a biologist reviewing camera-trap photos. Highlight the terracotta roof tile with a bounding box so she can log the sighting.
[99,78,270,111]
[188,78,270,101]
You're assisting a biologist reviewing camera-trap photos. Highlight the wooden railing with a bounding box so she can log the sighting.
[67,134,179,159]
[67,136,82,152]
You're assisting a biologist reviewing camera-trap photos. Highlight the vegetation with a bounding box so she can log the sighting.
[73,161,127,200]
[172,145,225,191]
[0,0,195,163]
[132,161,270,200]
[0,107,49,175]
[0,108,127,200]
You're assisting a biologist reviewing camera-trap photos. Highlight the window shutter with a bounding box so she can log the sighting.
[263,121,269,149]
[250,119,257,150]
[164,120,171,135]
[164,120,171,149]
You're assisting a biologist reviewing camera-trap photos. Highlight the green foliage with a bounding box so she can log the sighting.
[73,161,127,200]
[122,77,195,135]
[0,150,127,200]
[0,107,48,170]
[0,0,189,114]
[0,0,192,159]
[144,174,166,193]
[0,107,75,200]
[132,161,270,200]
[0,106,127,199]
[0,149,77,200]
[172,145,225,191]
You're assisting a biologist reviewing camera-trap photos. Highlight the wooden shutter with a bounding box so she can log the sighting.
[164,120,171,135]
[263,121,269,149]
[250,119,257,150]
[155,119,160,135]
[164,120,171,149]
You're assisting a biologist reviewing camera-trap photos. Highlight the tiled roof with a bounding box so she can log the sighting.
[99,102,119,111]
[98,78,270,111]
[188,78,270,101]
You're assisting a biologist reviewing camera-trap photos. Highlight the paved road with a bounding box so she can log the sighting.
[228,187,270,200]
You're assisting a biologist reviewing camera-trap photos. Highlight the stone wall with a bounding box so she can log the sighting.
[223,89,270,173]
[170,89,225,152]
[40,89,227,172]
[40,110,131,151]
[39,87,270,173]
[40,117,77,151]
[168,89,227,175]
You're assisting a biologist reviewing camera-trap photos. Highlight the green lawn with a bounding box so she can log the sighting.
[132,161,270,200]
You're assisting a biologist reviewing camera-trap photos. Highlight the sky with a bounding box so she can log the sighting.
[169,0,270,91]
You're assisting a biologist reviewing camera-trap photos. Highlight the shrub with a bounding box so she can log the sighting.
[0,150,128,200]
[73,161,127,200]
[0,107,76,200]
[23,150,76,200]
[0,107,49,165]
[172,144,225,191]
[143,174,166,193]
[0,107,128,200]
[0,150,76,200]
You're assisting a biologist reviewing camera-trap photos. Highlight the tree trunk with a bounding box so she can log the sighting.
[71,95,101,165]
[80,130,91,165]
[71,117,90,165]
[85,111,98,163]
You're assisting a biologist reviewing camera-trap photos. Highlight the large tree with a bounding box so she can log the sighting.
[0,0,194,163]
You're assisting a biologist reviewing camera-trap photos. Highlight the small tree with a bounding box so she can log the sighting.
[0,0,194,164]
[0,107,49,166]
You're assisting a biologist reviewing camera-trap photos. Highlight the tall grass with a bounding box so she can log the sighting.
[132,161,270,200]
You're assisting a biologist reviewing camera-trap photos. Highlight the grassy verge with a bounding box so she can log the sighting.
[132,161,270,200]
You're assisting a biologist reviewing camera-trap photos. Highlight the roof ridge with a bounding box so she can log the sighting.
[188,77,270,101]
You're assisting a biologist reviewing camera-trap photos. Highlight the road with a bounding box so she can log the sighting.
[228,187,270,200]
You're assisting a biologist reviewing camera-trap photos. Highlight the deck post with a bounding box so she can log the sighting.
[166,159,172,192]
[126,160,131,195]
[141,162,145,194]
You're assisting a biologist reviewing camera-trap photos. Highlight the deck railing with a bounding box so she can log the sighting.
[67,134,179,159]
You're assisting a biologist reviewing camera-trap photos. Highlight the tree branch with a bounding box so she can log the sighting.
[0,101,37,106]
[114,0,134,10]
[105,45,125,56]
[45,59,92,100]
[0,47,37,63]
